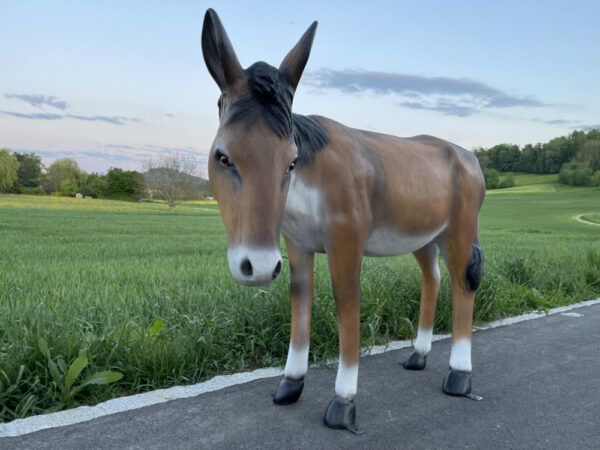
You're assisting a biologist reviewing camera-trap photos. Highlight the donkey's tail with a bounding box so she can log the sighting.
[466,221,484,291]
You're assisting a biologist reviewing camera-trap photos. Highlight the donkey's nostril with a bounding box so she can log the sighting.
[273,261,282,279]
[240,258,253,277]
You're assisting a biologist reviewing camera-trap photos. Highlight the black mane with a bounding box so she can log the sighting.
[225,62,328,166]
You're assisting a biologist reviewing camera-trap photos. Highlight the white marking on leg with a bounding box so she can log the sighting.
[414,327,433,354]
[284,344,309,379]
[335,360,358,400]
[432,256,441,283]
[449,338,472,372]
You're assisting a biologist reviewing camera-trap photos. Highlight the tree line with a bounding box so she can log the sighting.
[0,149,212,206]
[474,128,600,188]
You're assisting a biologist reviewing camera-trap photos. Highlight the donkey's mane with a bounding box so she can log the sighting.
[226,62,328,166]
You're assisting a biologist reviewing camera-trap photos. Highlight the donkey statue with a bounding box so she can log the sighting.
[201,8,485,431]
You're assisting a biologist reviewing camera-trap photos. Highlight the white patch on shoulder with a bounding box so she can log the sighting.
[284,345,309,379]
[335,360,358,400]
[282,174,325,251]
[449,338,472,372]
[364,223,446,257]
[414,327,433,354]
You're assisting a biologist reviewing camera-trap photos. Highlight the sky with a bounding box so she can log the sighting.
[1,0,599,175]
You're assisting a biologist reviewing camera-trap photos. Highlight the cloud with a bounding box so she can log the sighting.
[14,144,210,174]
[571,124,600,131]
[305,69,544,117]
[4,93,69,110]
[529,117,573,126]
[543,119,571,125]
[0,110,138,125]
[65,114,139,125]
[0,111,64,120]
[2,92,140,125]
[397,100,478,117]
[31,149,138,163]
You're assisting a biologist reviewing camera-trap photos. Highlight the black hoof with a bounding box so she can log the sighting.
[323,396,356,430]
[273,377,304,405]
[403,351,427,370]
[442,369,472,396]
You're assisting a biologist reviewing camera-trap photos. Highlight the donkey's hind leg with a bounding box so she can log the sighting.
[404,243,441,370]
[273,236,315,405]
[440,226,484,396]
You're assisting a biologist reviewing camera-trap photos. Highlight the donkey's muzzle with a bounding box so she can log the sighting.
[227,246,283,286]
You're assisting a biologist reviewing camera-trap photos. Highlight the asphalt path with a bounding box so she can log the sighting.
[3,303,600,449]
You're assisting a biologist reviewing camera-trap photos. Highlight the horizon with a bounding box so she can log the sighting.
[1,1,599,175]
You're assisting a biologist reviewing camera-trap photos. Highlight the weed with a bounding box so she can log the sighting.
[37,338,123,409]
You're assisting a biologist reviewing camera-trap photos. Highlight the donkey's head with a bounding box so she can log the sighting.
[202,9,317,286]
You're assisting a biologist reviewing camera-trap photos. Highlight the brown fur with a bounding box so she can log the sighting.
[285,116,484,369]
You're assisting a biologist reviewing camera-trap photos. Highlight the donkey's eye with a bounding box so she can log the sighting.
[220,154,231,167]
[288,158,298,173]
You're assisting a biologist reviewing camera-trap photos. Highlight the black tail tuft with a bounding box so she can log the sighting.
[466,243,484,291]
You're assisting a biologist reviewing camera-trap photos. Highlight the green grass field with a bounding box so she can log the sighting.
[1,178,599,422]
[498,172,559,187]
[581,213,600,225]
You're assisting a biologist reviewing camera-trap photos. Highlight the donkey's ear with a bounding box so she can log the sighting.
[279,21,318,92]
[202,9,244,91]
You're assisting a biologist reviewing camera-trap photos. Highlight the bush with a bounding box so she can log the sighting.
[0,148,20,192]
[104,168,145,201]
[43,158,86,194]
[484,168,500,189]
[59,179,78,197]
[591,171,600,186]
[19,187,45,196]
[559,162,593,186]
[498,173,516,189]
[79,173,107,198]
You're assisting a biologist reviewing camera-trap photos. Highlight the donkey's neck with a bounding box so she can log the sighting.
[292,114,329,167]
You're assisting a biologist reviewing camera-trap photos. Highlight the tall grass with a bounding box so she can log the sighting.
[0,186,599,422]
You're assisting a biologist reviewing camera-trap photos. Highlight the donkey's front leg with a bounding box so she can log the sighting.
[274,236,315,405]
[323,227,365,430]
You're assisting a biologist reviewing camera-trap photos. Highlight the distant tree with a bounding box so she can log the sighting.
[143,152,200,210]
[518,143,540,173]
[43,158,87,193]
[591,171,600,187]
[483,168,500,189]
[13,152,42,188]
[575,140,600,172]
[0,149,20,192]
[559,162,593,186]
[59,178,78,196]
[104,168,145,201]
[79,173,107,198]
[492,144,521,172]
[473,148,490,170]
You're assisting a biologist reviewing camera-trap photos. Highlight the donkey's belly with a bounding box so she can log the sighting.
[283,175,446,256]
[364,223,445,257]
